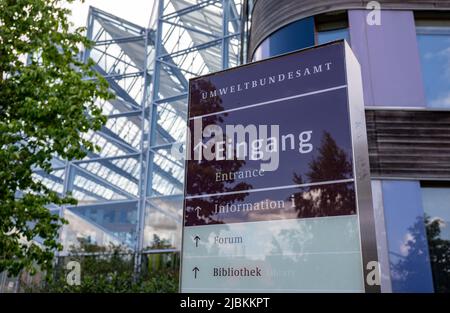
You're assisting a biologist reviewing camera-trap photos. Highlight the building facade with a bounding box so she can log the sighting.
[2,0,449,293]
[243,0,450,292]
[1,0,243,292]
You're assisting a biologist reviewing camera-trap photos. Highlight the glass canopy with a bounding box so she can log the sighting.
[33,0,243,267]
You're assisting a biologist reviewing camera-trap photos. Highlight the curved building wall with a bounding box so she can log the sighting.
[246,0,450,293]
[249,0,450,57]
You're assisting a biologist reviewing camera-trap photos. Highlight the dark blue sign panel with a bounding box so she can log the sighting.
[181,41,380,293]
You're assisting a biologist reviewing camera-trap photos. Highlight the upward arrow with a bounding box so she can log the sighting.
[194,206,202,219]
[194,235,200,247]
[193,267,199,279]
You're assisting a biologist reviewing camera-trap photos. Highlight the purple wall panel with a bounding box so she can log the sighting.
[348,10,426,107]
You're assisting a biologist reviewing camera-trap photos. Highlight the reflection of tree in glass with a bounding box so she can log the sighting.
[291,131,355,218]
[391,215,449,292]
[270,221,314,258]
[425,215,450,292]
[146,234,174,250]
[186,80,251,226]
[190,79,227,118]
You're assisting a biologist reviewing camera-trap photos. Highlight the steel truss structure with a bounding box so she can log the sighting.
[30,0,242,273]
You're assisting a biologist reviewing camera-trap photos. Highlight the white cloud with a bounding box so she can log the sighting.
[399,232,415,257]
[430,93,450,107]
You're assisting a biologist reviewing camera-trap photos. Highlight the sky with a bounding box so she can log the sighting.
[64,0,157,29]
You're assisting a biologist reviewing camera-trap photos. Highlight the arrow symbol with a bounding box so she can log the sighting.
[193,141,207,163]
[194,206,202,219]
[194,235,200,247]
[193,267,199,279]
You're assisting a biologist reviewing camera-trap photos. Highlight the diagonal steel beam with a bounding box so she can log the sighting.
[71,163,137,199]
[34,170,109,201]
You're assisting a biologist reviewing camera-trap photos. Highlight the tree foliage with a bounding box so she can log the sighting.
[292,132,355,218]
[392,215,450,292]
[0,0,113,277]
[425,215,450,292]
[23,240,179,293]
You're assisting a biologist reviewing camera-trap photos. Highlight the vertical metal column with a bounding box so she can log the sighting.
[222,0,230,69]
[133,0,165,275]
[134,25,152,276]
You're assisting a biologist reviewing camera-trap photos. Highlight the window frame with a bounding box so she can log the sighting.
[415,17,450,108]
[314,10,350,45]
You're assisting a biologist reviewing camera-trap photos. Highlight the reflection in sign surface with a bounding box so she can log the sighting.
[180,41,380,293]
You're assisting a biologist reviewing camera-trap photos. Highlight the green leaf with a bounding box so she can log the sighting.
[0,0,113,278]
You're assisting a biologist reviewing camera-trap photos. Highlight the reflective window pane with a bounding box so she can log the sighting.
[417,26,450,107]
[61,201,138,252]
[317,28,350,45]
[144,197,183,250]
[253,17,315,61]
[421,186,450,292]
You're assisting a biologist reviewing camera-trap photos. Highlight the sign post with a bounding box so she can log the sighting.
[180,40,380,293]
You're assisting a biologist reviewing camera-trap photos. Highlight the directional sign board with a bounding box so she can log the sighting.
[180,41,380,293]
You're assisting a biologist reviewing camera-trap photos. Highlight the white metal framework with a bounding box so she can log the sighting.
[29,0,242,274]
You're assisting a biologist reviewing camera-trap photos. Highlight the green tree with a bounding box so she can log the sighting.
[425,215,450,292]
[0,0,113,277]
[22,240,179,293]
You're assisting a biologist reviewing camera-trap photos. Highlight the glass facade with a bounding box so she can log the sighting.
[252,17,315,61]
[382,181,433,292]
[26,0,243,267]
[421,185,450,292]
[317,28,349,45]
[247,7,450,293]
[3,1,450,293]
[417,24,450,107]
[316,11,349,45]
[252,13,349,61]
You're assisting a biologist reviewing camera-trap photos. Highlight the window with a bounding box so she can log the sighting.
[315,11,350,45]
[252,17,315,61]
[252,11,349,61]
[416,15,450,108]
[317,28,350,45]
[421,182,450,293]
[119,208,128,224]
[104,209,116,223]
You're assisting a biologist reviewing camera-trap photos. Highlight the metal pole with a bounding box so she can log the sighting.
[222,0,230,69]
[133,0,165,278]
